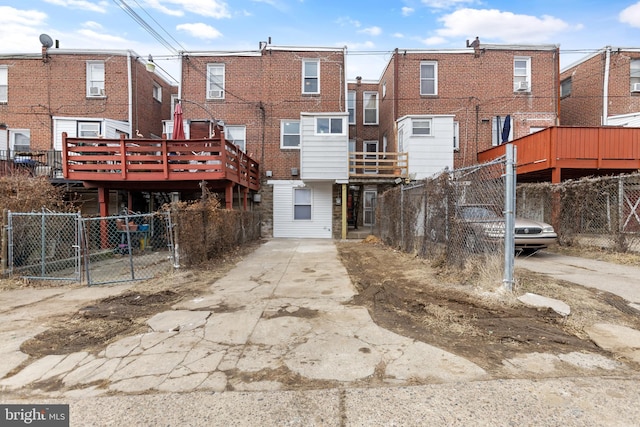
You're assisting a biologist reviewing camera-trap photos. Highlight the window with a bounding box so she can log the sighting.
[514,57,531,91]
[78,122,101,138]
[347,91,356,124]
[382,81,386,98]
[294,188,312,220]
[420,61,437,95]
[492,115,513,146]
[206,63,225,99]
[224,125,246,152]
[363,92,378,125]
[10,129,30,153]
[302,59,319,94]
[153,83,162,101]
[560,78,572,97]
[171,94,179,114]
[453,121,459,151]
[349,139,356,173]
[412,118,432,136]
[86,61,105,97]
[631,60,640,92]
[281,120,300,148]
[0,65,7,103]
[316,117,344,134]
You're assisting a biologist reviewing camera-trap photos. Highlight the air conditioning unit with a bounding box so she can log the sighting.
[89,86,101,96]
[208,90,223,99]
[516,81,529,91]
[632,82,640,93]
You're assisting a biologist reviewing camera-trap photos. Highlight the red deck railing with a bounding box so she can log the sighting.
[61,132,260,191]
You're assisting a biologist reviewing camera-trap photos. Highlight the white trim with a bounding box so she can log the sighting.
[302,58,320,94]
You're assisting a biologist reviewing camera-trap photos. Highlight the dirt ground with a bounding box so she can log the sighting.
[10,238,640,381]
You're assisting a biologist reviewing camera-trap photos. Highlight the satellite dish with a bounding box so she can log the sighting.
[39,34,54,48]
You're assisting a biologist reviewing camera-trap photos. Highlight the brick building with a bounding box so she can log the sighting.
[560,47,640,127]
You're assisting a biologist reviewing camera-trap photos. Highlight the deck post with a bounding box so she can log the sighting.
[98,187,110,248]
[225,183,234,209]
[242,188,249,211]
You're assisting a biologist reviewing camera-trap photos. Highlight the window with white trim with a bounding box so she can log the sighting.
[420,61,437,95]
[560,78,572,97]
[206,63,225,99]
[382,81,386,98]
[347,90,356,124]
[302,59,319,94]
[153,83,162,101]
[0,65,7,103]
[316,117,344,134]
[10,129,30,153]
[171,94,179,114]
[363,92,378,125]
[281,120,300,148]
[453,121,459,151]
[631,60,640,92]
[514,57,531,92]
[78,122,101,138]
[412,118,432,136]
[225,125,246,152]
[294,188,312,220]
[86,61,105,97]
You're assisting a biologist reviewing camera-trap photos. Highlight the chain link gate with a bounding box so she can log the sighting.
[80,211,176,286]
[7,211,81,281]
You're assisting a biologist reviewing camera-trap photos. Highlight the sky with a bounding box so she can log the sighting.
[2,0,640,85]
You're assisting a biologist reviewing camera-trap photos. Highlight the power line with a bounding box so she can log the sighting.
[111,0,179,55]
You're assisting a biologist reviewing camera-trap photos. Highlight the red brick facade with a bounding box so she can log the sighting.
[560,48,640,126]
[0,50,176,151]
[180,47,347,180]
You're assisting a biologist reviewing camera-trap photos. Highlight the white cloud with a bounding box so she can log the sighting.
[358,26,382,36]
[420,36,447,45]
[77,29,129,43]
[620,2,640,27]
[144,0,231,19]
[421,0,477,9]
[336,17,361,28]
[436,8,571,43]
[393,32,405,38]
[402,7,414,16]
[0,6,49,53]
[82,21,104,30]
[176,23,223,39]
[43,0,108,13]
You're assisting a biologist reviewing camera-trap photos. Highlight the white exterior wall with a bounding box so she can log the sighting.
[271,180,333,238]
[53,117,130,150]
[397,115,454,180]
[0,128,7,151]
[300,113,349,181]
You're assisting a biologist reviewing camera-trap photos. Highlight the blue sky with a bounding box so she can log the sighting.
[2,0,640,84]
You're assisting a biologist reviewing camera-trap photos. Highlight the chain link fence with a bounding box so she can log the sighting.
[80,211,175,286]
[7,211,81,281]
[518,173,640,253]
[378,158,507,274]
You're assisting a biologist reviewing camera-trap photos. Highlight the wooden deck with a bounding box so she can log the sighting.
[478,127,640,183]
[61,132,260,192]
[349,151,408,180]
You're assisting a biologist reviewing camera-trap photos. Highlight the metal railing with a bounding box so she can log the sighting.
[0,150,64,179]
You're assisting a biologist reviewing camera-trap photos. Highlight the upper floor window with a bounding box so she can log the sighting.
[225,125,245,152]
[86,61,105,97]
[281,120,300,148]
[514,57,531,92]
[363,92,378,125]
[0,66,7,103]
[560,78,572,97]
[302,59,320,94]
[347,91,356,124]
[631,60,640,92]
[78,121,101,138]
[153,83,162,101]
[412,118,432,136]
[316,117,344,135]
[207,63,225,99]
[420,61,437,95]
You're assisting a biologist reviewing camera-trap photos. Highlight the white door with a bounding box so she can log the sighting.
[363,189,377,226]
[364,141,378,174]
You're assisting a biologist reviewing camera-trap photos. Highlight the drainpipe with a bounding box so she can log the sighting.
[127,51,134,136]
[603,46,611,126]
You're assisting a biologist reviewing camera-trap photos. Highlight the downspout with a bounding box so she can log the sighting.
[127,51,133,136]
[603,46,611,126]
[393,48,399,123]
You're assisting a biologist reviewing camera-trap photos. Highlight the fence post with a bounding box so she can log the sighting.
[1,209,7,275]
[503,144,516,291]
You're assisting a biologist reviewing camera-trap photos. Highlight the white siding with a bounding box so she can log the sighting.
[300,113,349,181]
[53,119,78,150]
[397,115,454,180]
[271,180,333,238]
[0,129,7,151]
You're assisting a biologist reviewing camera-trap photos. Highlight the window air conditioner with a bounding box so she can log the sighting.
[208,90,223,99]
[632,82,640,93]
[516,81,529,91]
[89,86,101,95]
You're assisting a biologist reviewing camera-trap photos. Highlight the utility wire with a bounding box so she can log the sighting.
[111,0,179,55]
[130,0,187,53]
